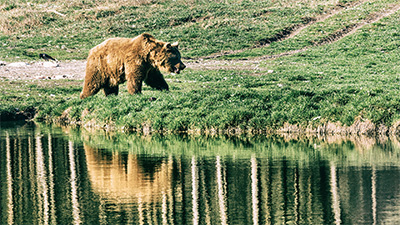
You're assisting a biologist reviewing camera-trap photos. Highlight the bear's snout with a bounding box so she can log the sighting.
[174,63,186,74]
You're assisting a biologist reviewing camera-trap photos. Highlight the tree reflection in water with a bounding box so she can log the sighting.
[1,123,400,224]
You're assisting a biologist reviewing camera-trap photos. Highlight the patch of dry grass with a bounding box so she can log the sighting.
[276,0,340,7]
[0,0,157,35]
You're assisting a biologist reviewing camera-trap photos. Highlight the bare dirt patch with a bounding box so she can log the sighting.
[0,60,86,81]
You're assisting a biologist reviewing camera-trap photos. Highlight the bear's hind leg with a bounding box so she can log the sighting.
[103,85,119,96]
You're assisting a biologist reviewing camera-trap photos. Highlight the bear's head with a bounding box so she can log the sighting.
[154,42,186,74]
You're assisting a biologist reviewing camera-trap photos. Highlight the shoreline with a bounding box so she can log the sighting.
[2,58,400,138]
[32,114,400,137]
[2,114,400,138]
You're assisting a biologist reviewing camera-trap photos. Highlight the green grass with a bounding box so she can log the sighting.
[1,0,400,134]
[225,0,400,58]
[0,0,355,60]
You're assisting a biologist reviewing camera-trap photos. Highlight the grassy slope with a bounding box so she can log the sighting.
[0,0,350,60]
[1,0,400,134]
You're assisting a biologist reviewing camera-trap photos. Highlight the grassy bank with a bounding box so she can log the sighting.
[1,0,400,135]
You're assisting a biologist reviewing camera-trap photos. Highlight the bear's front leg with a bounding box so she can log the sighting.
[127,78,143,94]
[144,68,169,91]
[126,65,145,94]
[103,85,119,96]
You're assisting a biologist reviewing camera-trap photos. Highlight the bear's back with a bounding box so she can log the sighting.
[89,38,135,56]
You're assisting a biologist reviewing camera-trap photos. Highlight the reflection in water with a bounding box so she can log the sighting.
[191,156,199,225]
[84,143,175,224]
[1,123,400,224]
[330,162,341,225]
[6,132,13,225]
[251,156,258,225]
[35,134,49,225]
[69,141,82,225]
[48,134,57,225]
[216,155,228,225]
[372,166,377,225]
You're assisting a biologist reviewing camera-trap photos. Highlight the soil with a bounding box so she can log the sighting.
[0,59,269,81]
[0,60,86,81]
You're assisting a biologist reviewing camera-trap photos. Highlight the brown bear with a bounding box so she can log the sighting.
[80,33,186,99]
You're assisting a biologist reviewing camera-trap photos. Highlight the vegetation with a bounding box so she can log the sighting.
[0,0,357,60]
[1,0,400,135]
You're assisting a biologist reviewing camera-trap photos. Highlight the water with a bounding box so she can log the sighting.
[1,122,400,224]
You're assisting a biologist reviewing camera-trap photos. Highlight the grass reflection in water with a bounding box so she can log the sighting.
[1,122,400,224]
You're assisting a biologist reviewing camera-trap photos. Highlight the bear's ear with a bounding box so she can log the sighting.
[164,42,172,49]
[171,42,179,48]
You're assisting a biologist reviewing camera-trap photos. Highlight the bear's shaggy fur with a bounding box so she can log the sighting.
[80,33,186,99]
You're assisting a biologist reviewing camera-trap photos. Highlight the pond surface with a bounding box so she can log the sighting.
[1,122,400,224]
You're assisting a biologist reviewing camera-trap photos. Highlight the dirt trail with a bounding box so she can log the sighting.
[0,60,86,81]
[0,1,399,78]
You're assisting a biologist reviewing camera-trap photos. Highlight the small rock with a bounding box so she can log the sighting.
[149,97,157,101]
[0,61,6,66]
[43,62,59,68]
[53,75,67,79]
